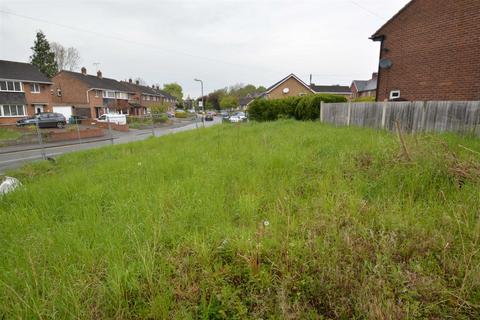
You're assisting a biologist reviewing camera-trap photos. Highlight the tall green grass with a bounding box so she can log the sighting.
[1,121,479,319]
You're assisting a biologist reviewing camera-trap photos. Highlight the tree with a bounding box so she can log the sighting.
[30,31,58,77]
[163,83,183,101]
[220,95,239,110]
[150,102,170,114]
[50,42,80,71]
[206,88,227,110]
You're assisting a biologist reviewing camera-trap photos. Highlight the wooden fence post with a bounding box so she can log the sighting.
[381,101,387,129]
[420,101,427,133]
[320,101,324,123]
[347,102,352,126]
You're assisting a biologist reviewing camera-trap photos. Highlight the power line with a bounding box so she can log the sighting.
[0,9,281,74]
[347,0,387,21]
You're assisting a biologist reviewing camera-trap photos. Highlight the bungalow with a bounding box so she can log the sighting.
[0,60,53,124]
[262,74,351,100]
[309,84,352,99]
[351,73,378,99]
[370,0,480,101]
[52,67,133,119]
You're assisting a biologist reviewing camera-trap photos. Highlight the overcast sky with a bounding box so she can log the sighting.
[0,0,409,97]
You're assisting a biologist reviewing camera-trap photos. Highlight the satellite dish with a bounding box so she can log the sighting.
[283,87,290,94]
[379,58,393,69]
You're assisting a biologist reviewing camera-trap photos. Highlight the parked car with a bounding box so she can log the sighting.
[97,114,127,125]
[229,112,247,123]
[17,112,67,128]
[205,113,214,121]
[167,112,175,118]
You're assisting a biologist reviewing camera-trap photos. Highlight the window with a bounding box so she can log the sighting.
[103,91,116,99]
[146,95,151,101]
[116,92,128,100]
[56,88,62,97]
[1,105,26,117]
[30,83,41,93]
[0,81,23,92]
[389,90,401,100]
[95,90,100,98]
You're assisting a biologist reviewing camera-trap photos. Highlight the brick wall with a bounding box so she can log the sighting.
[267,77,313,99]
[24,82,54,116]
[375,0,480,101]
[52,72,90,105]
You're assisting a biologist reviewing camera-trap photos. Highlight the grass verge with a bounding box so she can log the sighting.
[1,121,479,319]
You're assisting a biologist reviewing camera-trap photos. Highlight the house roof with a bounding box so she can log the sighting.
[265,74,315,94]
[239,96,254,106]
[310,84,351,94]
[121,81,162,96]
[0,92,27,105]
[155,89,177,101]
[0,60,52,84]
[371,0,416,40]
[60,70,132,92]
[352,78,377,93]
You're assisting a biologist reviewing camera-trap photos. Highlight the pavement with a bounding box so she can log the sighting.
[0,117,220,173]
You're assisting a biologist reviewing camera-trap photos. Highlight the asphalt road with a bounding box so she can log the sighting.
[0,117,221,173]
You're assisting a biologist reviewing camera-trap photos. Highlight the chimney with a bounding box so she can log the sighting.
[372,72,378,80]
[135,80,139,85]
[81,67,87,75]
[97,70,103,79]
[152,85,155,89]
[128,78,132,83]
[156,85,159,90]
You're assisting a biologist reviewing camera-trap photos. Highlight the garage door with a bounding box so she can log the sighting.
[53,106,72,119]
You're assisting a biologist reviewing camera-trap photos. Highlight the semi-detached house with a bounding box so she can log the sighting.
[0,60,53,124]
[52,67,133,119]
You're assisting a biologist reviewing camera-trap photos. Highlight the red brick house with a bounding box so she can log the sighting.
[0,60,53,124]
[371,0,480,101]
[52,67,133,119]
[121,80,168,116]
[351,73,378,99]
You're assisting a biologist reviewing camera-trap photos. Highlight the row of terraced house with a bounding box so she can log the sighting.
[0,60,177,124]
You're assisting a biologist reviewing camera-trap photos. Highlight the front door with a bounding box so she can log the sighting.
[35,105,44,114]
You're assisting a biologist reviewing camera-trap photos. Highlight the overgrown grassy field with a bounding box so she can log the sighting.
[1,121,479,319]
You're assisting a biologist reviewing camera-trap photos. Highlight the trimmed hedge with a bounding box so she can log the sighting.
[248,94,347,121]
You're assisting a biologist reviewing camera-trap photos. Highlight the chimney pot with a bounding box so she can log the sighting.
[81,67,87,75]
[156,86,159,90]
[135,80,139,85]
[129,78,132,83]
[97,70,102,79]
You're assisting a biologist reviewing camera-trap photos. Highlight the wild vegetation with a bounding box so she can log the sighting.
[0,121,479,319]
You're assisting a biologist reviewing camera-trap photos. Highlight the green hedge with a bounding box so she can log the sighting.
[248,94,347,121]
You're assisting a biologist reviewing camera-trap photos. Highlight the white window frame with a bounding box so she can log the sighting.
[103,91,116,99]
[116,92,128,100]
[30,83,41,93]
[0,105,26,117]
[389,90,401,100]
[0,81,23,92]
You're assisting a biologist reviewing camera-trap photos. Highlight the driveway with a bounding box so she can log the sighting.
[0,117,221,173]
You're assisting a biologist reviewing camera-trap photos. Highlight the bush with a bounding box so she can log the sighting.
[175,112,188,118]
[248,94,347,122]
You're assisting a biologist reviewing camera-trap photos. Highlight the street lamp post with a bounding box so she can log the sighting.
[194,78,205,127]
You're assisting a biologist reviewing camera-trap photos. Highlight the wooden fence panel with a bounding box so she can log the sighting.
[350,102,384,128]
[321,101,480,136]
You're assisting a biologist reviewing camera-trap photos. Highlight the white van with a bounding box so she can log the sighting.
[97,114,127,125]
